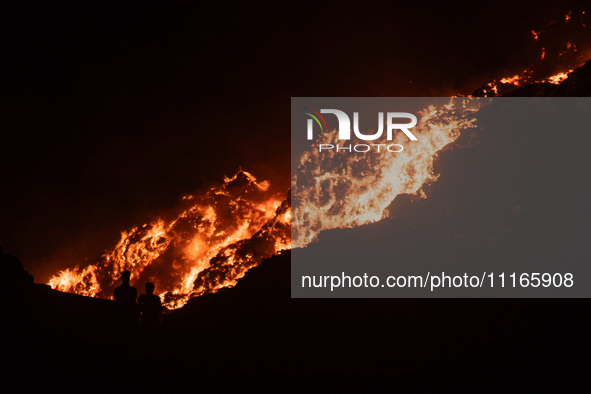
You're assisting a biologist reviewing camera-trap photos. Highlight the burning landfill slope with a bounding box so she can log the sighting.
[48,99,482,309]
[291,62,591,286]
[48,57,591,309]
[472,59,591,97]
[468,9,591,97]
[49,171,290,310]
[383,67,591,272]
[291,101,481,249]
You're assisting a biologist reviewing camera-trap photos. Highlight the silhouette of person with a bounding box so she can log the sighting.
[138,282,162,329]
[113,270,139,329]
[114,270,137,305]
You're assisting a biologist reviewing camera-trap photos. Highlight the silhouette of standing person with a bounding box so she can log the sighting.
[113,270,139,329]
[138,282,162,330]
[114,270,137,304]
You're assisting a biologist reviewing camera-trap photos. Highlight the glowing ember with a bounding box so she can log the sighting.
[541,71,571,84]
[499,75,522,85]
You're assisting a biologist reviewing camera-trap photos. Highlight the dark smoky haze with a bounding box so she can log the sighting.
[1,1,588,283]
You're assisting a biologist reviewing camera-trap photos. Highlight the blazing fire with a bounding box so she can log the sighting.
[50,66,586,308]
[540,72,570,84]
[291,101,479,248]
[468,10,589,97]
[49,10,589,309]
[49,101,478,309]
[499,75,522,85]
[49,171,290,309]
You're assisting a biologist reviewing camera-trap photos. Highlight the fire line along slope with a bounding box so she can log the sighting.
[2,60,591,391]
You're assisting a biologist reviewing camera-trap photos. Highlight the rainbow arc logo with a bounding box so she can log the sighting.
[302,108,328,139]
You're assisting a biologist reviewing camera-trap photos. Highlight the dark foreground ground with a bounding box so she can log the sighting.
[1,250,589,392]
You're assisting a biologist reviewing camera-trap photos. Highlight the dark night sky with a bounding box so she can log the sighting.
[1,1,586,282]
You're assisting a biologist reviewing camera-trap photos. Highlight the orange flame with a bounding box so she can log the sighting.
[291,101,479,248]
[479,14,588,96]
[49,101,479,309]
[541,71,571,84]
[49,171,289,309]
[499,75,522,85]
[49,11,589,306]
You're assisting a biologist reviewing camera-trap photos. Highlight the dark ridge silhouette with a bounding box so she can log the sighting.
[2,253,590,390]
[549,60,591,96]
[0,246,34,294]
